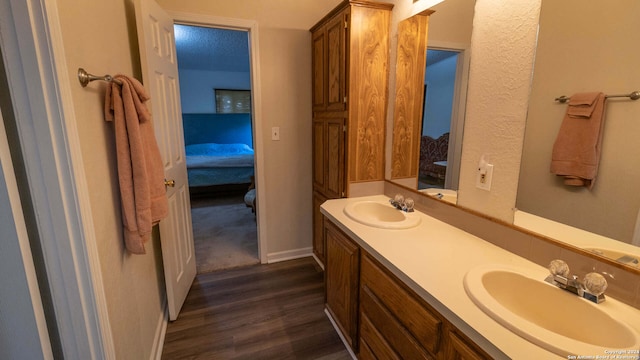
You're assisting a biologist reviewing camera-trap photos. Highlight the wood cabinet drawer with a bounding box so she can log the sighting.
[360,253,443,356]
[359,310,401,360]
[444,327,492,360]
[360,286,435,359]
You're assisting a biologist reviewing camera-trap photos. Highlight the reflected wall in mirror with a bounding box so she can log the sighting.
[516,0,640,257]
[388,0,475,203]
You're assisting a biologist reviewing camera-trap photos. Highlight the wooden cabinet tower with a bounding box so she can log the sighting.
[310,0,393,265]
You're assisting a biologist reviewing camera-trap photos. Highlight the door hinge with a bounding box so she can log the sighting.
[343,125,346,132]
[343,96,347,103]
[341,191,345,197]
[344,20,348,29]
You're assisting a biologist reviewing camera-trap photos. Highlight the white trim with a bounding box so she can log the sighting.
[0,0,114,358]
[324,309,357,359]
[267,247,313,264]
[168,11,269,264]
[0,82,53,360]
[150,304,168,360]
[311,254,325,271]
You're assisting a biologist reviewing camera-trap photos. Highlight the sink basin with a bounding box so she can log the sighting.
[464,265,640,357]
[343,201,421,229]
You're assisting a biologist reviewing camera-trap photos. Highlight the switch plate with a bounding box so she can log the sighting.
[476,163,493,191]
[272,126,280,141]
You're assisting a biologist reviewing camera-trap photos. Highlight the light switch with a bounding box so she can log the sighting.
[476,163,493,191]
[272,126,280,141]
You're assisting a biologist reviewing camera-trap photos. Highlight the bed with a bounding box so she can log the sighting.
[186,143,255,196]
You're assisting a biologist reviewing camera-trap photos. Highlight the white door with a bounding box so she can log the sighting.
[134,0,196,321]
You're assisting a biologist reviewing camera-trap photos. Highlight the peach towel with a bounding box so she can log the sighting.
[105,75,168,254]
[550,92,606,189]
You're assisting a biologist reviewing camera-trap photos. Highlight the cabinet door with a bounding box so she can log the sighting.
[313,116,345,198]
[326,11,347,111]
[325,116,345,198]
[312,191,327,265]
[325,220,359,350]
[311,27,326,111]
[312,118,325,192]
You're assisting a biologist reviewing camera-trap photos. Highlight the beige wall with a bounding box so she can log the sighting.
[517,0,640,242]
[55,0,165,358]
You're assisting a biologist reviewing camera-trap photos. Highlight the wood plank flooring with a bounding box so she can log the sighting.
[161,257,351,359]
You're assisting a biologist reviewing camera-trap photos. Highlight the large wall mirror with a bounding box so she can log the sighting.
[386,0,640,272]
[389,0,475,204]
[515,0,640,267]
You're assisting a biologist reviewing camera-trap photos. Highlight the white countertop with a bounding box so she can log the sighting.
[321,195,640,360]
[514,210,640,269]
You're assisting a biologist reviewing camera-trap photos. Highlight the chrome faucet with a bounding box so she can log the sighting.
[544,259,608,304]
[389,194,415,212]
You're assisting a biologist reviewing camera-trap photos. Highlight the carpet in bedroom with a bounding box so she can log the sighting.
[190,194,259,273]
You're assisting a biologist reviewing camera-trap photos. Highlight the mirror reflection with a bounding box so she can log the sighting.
[389,0,474,204]
[515,0,640,264]
[385,0,639,272]
[417,48,465,192]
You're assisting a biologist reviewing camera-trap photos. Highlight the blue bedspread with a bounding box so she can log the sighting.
[185,143,254,186]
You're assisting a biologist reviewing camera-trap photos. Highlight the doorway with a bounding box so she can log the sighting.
[418,47,468,191]
[174,24,259,273]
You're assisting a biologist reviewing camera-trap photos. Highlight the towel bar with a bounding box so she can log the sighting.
[555,91,640,103]
[77,68,123,87]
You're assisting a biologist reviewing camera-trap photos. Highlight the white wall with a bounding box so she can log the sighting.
[456,0,541,223]
[179,69,250,113]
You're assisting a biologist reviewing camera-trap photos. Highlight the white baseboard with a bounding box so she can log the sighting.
[267,247,313,263]
[312,253,325,271]
[324,308,356,359]
[150,301,168,360]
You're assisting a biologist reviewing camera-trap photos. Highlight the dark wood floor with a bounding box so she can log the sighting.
[161,257,351,359]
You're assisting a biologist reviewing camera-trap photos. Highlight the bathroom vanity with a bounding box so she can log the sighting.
[321,195,640,359]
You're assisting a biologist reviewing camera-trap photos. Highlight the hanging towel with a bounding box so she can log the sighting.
[104,75,168,254]
[550,92,607,189]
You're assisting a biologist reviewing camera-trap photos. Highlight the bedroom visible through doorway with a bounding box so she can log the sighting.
[174,24,259,273]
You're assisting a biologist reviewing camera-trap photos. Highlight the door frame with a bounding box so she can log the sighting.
[169,11,268,263]
[424,40,470,190]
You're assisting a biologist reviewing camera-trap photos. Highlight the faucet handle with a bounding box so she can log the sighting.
[404,197,415,212]
[583,272,608,296]
[548,259,570,277]
[390,194,405,209]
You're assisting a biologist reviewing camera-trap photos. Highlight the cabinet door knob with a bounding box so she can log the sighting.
[164,179,175,187]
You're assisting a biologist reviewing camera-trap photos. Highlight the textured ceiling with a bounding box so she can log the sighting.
[174,24,250,73]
